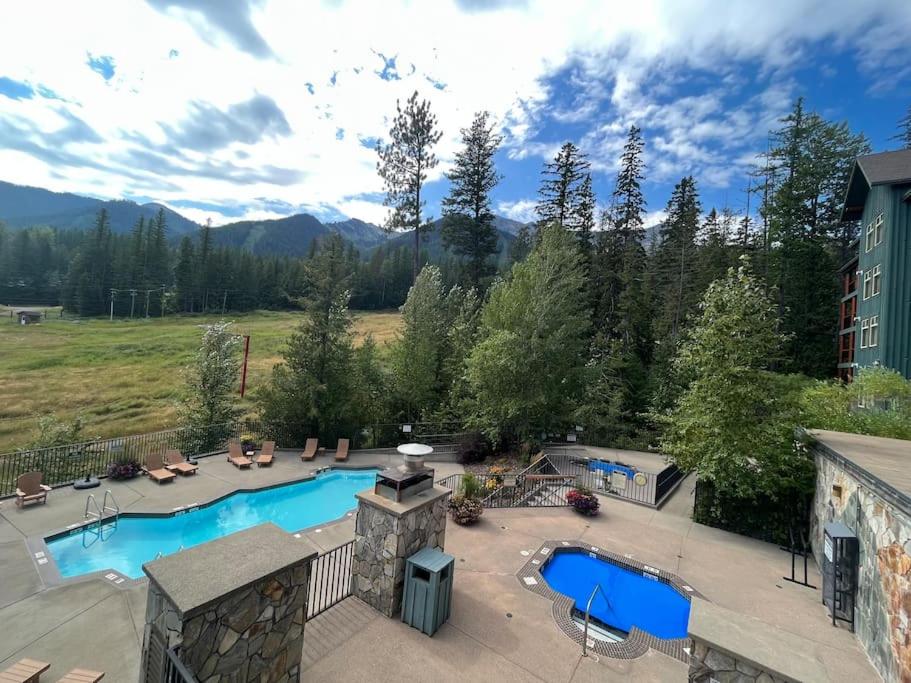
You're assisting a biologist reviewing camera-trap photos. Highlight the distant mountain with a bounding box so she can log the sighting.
[0,180,200,236]
[378,218,516,264]
[0,179,531,259]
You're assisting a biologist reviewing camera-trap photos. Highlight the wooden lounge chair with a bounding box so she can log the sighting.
[334,438,350,462]
[227,442,253,469]
[0,657,49,682]
[164,449,198,476]
[15,471,52,508]
[300,438,319,461]
[57,668,104,682]
[255,441,275,467]
[143,453,176,484]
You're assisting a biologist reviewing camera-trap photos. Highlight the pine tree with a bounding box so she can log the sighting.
[128,216,146,288]
[892,104,911,149]
[654,176,701,339]
[175,236,196,312]
[440,111,503,288]
[536,142,591,230]
[376,90,443,283]
[145,209,170,309]
[611,125,647,245]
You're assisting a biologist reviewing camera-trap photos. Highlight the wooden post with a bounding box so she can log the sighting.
[240,335,250,397]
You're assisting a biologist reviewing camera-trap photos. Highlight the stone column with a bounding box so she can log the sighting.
[351,485,450,618]
[141,523,318,683]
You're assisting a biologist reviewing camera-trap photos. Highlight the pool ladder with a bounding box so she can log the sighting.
[85,490,120,523]
[582,583,608,657]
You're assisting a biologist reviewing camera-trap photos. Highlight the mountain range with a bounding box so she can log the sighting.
[0,180,527,258]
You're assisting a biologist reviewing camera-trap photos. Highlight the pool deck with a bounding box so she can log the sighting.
[0,452,881,682]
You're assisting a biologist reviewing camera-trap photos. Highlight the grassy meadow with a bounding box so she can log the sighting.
[0,307,402,452]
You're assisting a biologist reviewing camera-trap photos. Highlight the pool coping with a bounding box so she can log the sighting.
[28,465,380,589]
[515,540,704,661]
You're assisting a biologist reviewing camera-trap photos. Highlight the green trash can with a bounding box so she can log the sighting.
[401,546,454,636]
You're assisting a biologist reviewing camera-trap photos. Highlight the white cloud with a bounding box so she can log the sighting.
[497,198,538,223]
[0,0,907,224]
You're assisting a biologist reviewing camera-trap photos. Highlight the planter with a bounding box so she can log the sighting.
[106,459,142,481]
[567,488,600,516]
[449,496,483,525]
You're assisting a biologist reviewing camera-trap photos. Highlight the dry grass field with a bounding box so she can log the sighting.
[0,308,401,452]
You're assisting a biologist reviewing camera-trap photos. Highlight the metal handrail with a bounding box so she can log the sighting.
[84,493,102,521]
[582,583,608,656]
[102,489,119,520]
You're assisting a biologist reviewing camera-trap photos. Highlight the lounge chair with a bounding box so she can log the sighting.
[255,440,275,467]
[15,471,52,507]
[164,449,198,476]
[300,438,319,461]
[0,657,49,681]
[57,668,104,682]
[227,442,253,469]
[334,438,350,462]
[144,453,176,484]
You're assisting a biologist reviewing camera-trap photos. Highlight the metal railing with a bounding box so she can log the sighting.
[582,583,608,657]
[437,456,573,508]
[164,646,198,683]
[0,419,467,497]
[307,539,355,619]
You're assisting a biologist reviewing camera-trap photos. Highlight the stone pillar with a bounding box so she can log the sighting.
[352,485,450,617]
[141,523,318,683]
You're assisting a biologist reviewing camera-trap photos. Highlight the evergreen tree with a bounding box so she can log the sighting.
[128,216,146,288]
[175,236,197,312]
[465,223,590,442]
[376,90,443,283]
[145,209,170,312]
[536,142,591,230]
[611,125,647,245]
[654,176,701,339]
[892,104,911,149]
[258,233,358,443]
[391,265,448,420]
[440,111,503,288]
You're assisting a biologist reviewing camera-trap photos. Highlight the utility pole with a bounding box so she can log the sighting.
[129,289,137,319]
[109,289,115,321]
[240,335,251,397]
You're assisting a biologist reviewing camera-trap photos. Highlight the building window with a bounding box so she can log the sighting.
[871,264,881,297]
[874,212,884,246]
[863,270,872,299]
[870,315,879,347]
[860,318,870,348]
[865,220,875,252]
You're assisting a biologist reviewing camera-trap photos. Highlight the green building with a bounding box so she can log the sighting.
[840,149,911,379]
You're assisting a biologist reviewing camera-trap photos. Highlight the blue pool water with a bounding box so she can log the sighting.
[541,551,690,639]
[46,469,378,579]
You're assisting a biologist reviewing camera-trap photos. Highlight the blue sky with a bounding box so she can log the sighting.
[0,0,909,229]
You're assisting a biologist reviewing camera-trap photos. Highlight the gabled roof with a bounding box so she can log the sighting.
[841,148,911,221]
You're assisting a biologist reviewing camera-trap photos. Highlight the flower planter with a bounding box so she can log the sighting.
[567,488,600,516]
[449,496,483,525]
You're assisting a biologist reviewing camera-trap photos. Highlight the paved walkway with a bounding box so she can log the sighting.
[0,450,881,682]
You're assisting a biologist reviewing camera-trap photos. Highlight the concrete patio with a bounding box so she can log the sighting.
[0,449,881,682]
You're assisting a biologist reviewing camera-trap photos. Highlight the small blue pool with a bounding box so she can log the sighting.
[541,550,690,640]
[46,468,378,580]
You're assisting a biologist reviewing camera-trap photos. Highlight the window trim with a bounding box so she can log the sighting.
[860,318,870,349]
[869,315,879,348]
[865,221,875,252]
[863,270,872,300]
[874,213,884,246]
[871,264,882,297]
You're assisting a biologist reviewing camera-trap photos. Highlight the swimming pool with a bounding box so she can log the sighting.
[541,550,691,640]
[45,468,378,579]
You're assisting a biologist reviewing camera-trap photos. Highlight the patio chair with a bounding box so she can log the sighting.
[15,471,52,508]
[0,657,49,681]
[300,438,319,461]
[164,449,198,476]
[334,438,350,462]
[57,668,105,682]
[255,440,275,467]
[227,442,253,469]
[144,453,176,484]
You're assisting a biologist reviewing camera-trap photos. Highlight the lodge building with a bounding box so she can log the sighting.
[837,149,911,381]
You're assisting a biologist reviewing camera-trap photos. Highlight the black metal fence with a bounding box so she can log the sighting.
[0,419,465,498]
[307,539,355,619]
[164,646,198,683]
[437,456,575,508]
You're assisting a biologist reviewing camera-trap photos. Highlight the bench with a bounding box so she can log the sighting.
[0,658,50,683]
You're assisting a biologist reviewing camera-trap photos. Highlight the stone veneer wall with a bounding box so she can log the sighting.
[689,641,790,683]
[811,450,911,683]
[352,488,449,617]
[143,559,311,683]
